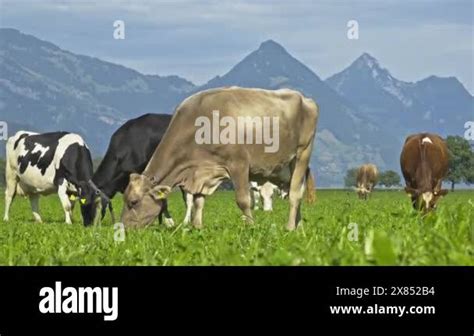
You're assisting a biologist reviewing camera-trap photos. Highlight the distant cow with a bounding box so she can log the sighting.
[121,87,318,230]
[355,164,379,199]
[400,133,449,211]
[250,181,279,211]
[4,131,102,225]
[90,114,179,226]
[249,181,261,210]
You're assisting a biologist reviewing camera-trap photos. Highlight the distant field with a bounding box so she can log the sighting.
[0,189,473,265]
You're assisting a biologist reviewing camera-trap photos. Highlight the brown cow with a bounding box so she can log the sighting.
[355,164,379,200]
[400,133,449,212]
[121,87,318,231]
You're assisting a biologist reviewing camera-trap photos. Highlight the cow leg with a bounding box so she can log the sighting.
[250,189,260,210]
[191,194,205,229]
[182,191,194,224]
[58,182,73,224]
[108,203,116,224]
[161,199,175,228]
[29,194,42,223]
[231,169,253,223]
[70,198,76,213]
[3,163,17,222]
[287,150,312,230]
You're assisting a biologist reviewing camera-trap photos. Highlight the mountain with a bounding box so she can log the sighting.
[1,29,471,186]
[0,28,195,153]
[199,40,401,184]
[326,53,473,138]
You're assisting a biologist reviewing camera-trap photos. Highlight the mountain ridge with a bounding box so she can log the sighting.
[1,29,471,186]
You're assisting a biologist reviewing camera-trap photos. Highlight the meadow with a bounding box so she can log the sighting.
[0,189,473,266]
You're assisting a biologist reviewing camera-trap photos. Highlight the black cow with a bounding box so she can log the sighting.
[87,114,176,226]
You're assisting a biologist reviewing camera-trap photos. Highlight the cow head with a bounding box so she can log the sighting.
[355,184,370,200]
[260,183,278,211]
[404,187,448,212]
[121,173,171,228]
[76,180,109,226]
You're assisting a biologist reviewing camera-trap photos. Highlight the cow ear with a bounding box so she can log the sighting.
[150,185,171,201]
[435,189,449,197]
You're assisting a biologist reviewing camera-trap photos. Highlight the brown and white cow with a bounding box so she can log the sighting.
[400,133,449,212]
[355,164,379,200]
[121,87,318,230]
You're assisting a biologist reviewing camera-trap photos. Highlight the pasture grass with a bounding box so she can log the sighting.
[0,189,473,265]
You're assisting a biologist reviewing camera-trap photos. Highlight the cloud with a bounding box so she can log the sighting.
[1,0,473,92]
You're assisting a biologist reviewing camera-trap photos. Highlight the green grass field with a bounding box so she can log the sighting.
[0,189,473,265]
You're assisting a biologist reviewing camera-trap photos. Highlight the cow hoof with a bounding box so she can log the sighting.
[3,217,9,222]
[163,217,175,228]
[286,223,296,231]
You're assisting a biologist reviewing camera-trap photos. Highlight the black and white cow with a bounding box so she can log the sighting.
[250,181,285,211]
[4,131,103,225]
[90,114,184,226]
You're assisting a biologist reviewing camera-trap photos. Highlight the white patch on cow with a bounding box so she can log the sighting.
[250,182,261,210]
[57,180,73,224]
[163,217,175,228]
[260,182,277,211]
[31,143,50,161]
[183,192,194,224]
[422,137,433,145]
[422,192,433,209]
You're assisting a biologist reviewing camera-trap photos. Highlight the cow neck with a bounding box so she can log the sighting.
[91,157,118,198]
[142,144,182,187]
[91,175,119,199]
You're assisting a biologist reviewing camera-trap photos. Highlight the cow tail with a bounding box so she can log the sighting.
[305,168,316,204]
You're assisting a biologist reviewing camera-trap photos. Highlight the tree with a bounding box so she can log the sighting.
[466,155,474,184]
[344,168,358,188]
[379,170,401,188]
[446,136,474,191]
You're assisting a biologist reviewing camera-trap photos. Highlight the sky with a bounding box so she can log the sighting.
[1,0,473,93]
